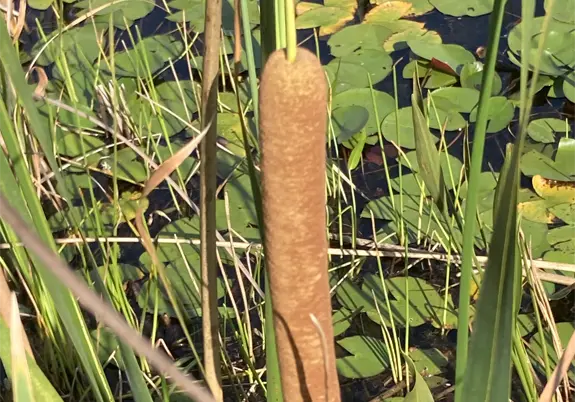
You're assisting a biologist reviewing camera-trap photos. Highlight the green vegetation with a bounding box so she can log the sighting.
[0,0,573,401]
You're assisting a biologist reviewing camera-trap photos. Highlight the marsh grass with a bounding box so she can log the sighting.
[0,0,574,401]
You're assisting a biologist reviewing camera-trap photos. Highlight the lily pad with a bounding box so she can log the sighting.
[332,105,370,142]
[547,225,575,244]
[469,96,515,133]
[216,174,260,241]
[57,133,107,168]
[528,321,575,383]
[328,24,394,57]
[336,336,390,378]
[382,107,441,149]
[167,0,260,32]
[363,1,414,23]
[326,48,393,93]
[32,23,108,67]
[403,60,458,88]
[527,118,570,143]
[532,175,575,204]
[332,88,395,135]
[100,35,184,77]
[563,71,575,103]
[521,150,573,181]
[507,17,575,76]
[460,62,502,94]
[427,87,481,113]
[332,308,354,337]
[409,348,449,376]
[399,150,464,190]
[75,0,154,27]
[429,0,493,16]
[408,41,476,75]
[295,6,351,30]
[545,0,575,23]
[384,28,441,53]
[129,80,198,136]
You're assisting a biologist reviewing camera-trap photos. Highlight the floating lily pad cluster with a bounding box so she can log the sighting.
[332,274,456,379]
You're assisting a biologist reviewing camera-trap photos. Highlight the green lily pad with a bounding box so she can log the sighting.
[528,322,575,383]
[547,225,575,244]
[75,0,154,28]
[139,216,201,266]
[403,59,458,88]
[216,174,260,241]
[555,138,575,176]
[326,48,393,93]
[547,77,566,98]
[364,191,466,246]
[328,24,394,57]
[563,71,575,103]
[427,87,481,113]
[31,23,108,67]
[385,276,458,329]
[429,0,493,16]
[100,35,184,77]
[459,172,499,199]
[545,0,575,23]
[410,348,449,376]
[408,41,476,74]
[550,203,575,224]
[469,96,515,133]
[129,80,199,136]
[332,105,370,142]
[520,150,573,181]
[460,62,502,94]
[428,108,467,131]
[295,6,351,29]
[167,0,259,32]
[91,328,125,370]
[332,88,395,135]
[137,258,226,317]
[508,17,575,76]
[336,336,390,378]
[332,308,354,337]
[100,147,149,183]
[382,106,441,149]
[527,118,571,143]
[399,150,464,190]
[383,28,442,53]
[57,133,107,168]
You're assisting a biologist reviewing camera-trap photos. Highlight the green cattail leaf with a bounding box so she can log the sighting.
[462,141,522,401]
[411,75,444,209]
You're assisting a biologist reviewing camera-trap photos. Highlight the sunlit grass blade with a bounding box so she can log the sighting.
[0,18,114,401]
[454,0,509,394]
[0,316,63,402]
[10,294,35,402]
[461,142,522,401]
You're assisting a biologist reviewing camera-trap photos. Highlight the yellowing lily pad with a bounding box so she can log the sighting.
[364,1,414,23]
[532,175,575,204]
[517,199,556,224]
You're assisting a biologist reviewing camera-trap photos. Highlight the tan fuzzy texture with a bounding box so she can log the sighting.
[259,47,340,402]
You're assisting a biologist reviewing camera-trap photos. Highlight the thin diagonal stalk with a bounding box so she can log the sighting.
[200,0,223,400]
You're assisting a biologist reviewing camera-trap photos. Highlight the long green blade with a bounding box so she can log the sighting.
[461,143,521,400]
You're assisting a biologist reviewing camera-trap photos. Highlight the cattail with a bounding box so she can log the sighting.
[259,47,340,402]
